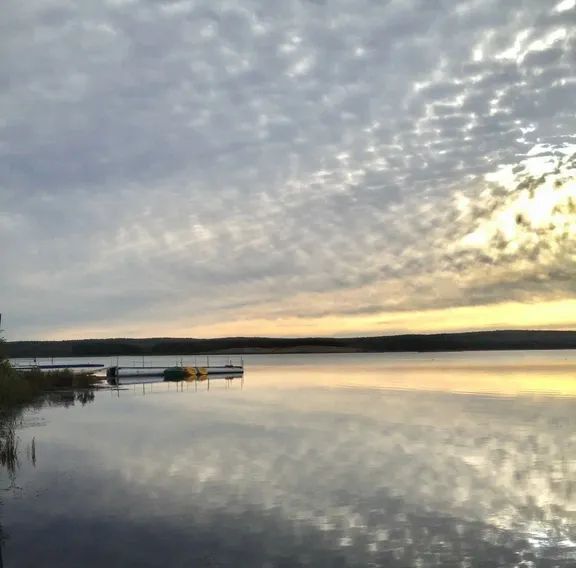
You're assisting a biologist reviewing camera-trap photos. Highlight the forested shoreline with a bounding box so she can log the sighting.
[6,330,576,358]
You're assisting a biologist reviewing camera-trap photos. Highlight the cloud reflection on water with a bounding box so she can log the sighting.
[3,355,576,566]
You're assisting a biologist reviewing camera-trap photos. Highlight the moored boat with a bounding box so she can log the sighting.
[163,365,243,381]
[163,367,196,381]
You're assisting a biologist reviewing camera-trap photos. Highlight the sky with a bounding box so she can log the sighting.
[1,0,575,340]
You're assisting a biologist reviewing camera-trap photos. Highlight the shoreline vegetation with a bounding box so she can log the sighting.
[1,339,100,410]
[5,330,576,358]
[0,364,100,408]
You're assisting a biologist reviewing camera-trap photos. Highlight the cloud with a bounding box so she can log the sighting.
[1,0,575,338]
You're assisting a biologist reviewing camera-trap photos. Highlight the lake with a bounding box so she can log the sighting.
[2,351,576,567]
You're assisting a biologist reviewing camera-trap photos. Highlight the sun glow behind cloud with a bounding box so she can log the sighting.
[459,147,576,255]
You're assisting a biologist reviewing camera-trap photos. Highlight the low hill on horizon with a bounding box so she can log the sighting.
[5,330,576,358]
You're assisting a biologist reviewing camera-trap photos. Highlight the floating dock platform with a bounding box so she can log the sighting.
[106,364,244,380]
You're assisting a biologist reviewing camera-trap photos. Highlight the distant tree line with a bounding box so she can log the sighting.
[5,330,576,358]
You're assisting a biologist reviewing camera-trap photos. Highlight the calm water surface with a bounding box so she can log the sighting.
[2,352,576,567]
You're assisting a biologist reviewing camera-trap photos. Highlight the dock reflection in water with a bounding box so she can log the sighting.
[2,352,576,567]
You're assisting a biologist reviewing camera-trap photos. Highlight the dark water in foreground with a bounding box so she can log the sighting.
[2,352,576,567]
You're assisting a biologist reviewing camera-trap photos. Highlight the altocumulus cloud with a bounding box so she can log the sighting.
[0,0,575,338]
